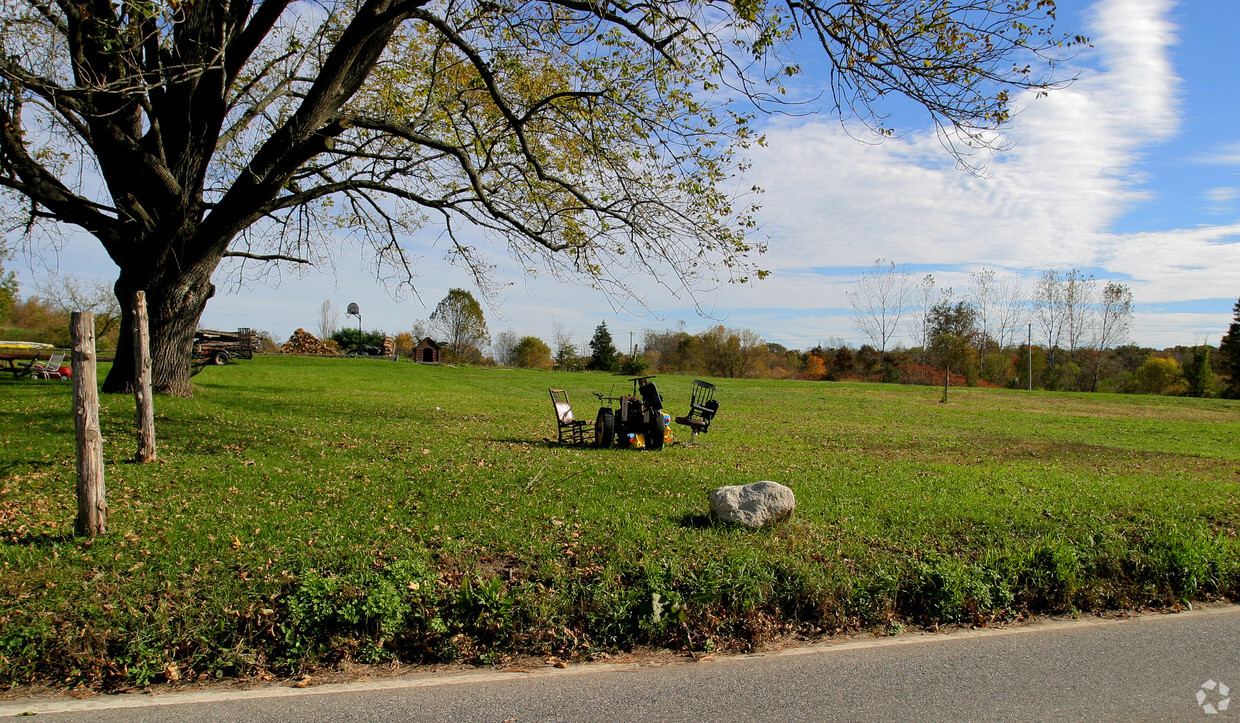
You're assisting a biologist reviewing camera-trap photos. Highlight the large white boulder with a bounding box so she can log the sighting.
[708,481,795,528]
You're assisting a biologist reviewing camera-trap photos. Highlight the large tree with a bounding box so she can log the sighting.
[1220,298,1240,399]
[430,287,488,361]
[0,0,1076,395]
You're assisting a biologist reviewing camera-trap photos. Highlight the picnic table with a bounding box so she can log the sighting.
[0,352,40,379]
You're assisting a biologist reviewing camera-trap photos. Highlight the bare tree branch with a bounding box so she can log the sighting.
[222,250,311,264]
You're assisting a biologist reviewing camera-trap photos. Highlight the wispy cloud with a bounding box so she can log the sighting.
[1205,187,1239,203]
[1204,186,1239,214]
[1194,141,1240,165]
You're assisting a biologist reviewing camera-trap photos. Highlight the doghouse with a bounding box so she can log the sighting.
[414,337,441,364]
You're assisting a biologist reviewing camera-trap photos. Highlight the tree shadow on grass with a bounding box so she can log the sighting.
[492,437,556,446]
[2,530,75,547]
[0,460,57,477]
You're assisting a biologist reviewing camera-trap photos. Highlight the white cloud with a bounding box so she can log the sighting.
[1101,224,1240,303]
[725,0,1226,348]
[1195,141,1240,165]
[1204,186,1240,214]
[1205,187,1239,203]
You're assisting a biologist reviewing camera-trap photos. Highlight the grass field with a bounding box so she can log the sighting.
[2,355,1239,690]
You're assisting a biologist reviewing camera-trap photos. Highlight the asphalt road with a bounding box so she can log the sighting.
[5,606,1238,722]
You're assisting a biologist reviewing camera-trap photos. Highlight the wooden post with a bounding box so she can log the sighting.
[73,311,107,537]
[941,365,950,403]
[133,291,157,462]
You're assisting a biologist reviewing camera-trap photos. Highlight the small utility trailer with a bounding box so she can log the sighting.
[193,328,256,366]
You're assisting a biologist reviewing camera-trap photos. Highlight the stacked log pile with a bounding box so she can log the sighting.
[281,329,336,355]
[382,336,395,356]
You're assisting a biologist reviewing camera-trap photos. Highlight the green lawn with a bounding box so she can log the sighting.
[2,355,1239,689]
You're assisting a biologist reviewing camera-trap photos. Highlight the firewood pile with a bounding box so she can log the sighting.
[281,329,336,355]
[382,336,395,356]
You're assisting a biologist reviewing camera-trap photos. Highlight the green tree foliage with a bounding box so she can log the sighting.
[0,1,1078,395]
[553,340,581,371]
[0,250,17,323]
[430,289,489,363]
[1135,356,1182,396]
[1183,346,1214,398]
[331,328,388,352]
[513,336,553,370]
[619,354,651,377]
[928,300,979,378]
[588,322,618,372]
[832,346,855,377]
[1221,298,1240,399]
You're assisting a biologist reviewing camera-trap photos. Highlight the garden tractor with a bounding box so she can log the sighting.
[593,376,668,450]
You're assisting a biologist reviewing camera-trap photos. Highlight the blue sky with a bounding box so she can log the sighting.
[9,0,1239,353]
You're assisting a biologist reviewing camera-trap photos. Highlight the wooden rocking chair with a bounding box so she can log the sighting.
[674,380,719,444]
[549,389,594,445]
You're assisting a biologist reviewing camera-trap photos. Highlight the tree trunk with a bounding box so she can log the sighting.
[73,312,108,537]
[103,261,216,398]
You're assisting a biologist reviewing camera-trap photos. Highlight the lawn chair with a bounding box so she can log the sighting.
[674,380,718,444]
[31,352,67,380]
[549,389,595,445]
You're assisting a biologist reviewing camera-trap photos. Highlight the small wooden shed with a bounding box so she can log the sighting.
[414,337,441,364]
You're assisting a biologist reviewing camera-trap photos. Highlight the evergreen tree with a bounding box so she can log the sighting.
[588,322,619,372]
[1220,298,1240,399]
[1183,345,1214,398]
[330,328,387,352]
[554,341,580,371]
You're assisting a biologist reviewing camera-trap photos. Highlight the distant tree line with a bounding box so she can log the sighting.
[843,260,1239,397]
[7,249,1235,398]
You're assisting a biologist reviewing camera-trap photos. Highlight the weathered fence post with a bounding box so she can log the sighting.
[133,291,156,462]
[73,311,107,537]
